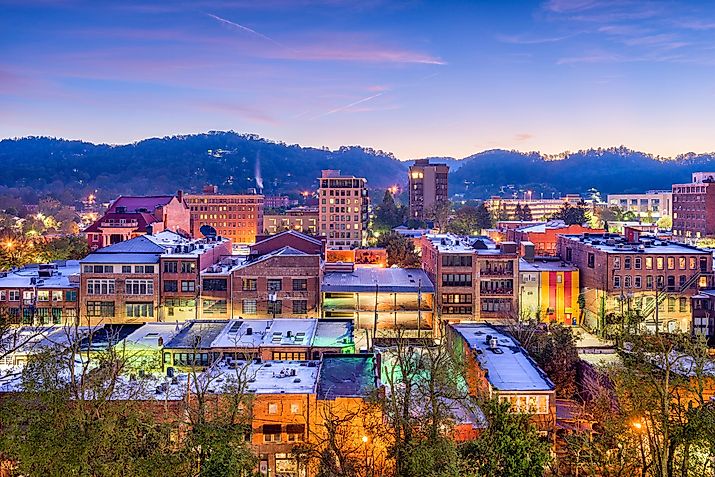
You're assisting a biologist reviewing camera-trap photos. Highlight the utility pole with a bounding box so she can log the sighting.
[372,281,379,350]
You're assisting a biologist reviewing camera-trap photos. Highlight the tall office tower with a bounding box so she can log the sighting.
[318,170,368,250]
[408,159,449,221]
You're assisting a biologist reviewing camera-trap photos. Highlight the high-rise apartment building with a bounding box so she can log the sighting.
[672,172,715,243]
[318,170,368,250]
[184,185,264,248]
[408,159,449,220]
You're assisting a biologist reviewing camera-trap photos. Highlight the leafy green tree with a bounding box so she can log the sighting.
[521,204,533,221]
[554,203,588,225]
[377,232,420,268]
[0,232,37,270]
[426,200,452,233]
[656,215,672,230]
[446,206,480,235]
[373,190,405,233]
[37,235,89,262]
[460,399,551,477]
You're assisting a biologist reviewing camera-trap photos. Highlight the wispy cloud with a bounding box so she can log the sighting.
[514,133,533,142]
[497,33,577,45]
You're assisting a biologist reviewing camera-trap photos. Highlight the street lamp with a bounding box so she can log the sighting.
[361,435,370,477]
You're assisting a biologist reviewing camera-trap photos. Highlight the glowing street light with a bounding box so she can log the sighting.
[361,435,368,443]
[3,240,14,250]
[632,421,642,430]
[389,185,399,195]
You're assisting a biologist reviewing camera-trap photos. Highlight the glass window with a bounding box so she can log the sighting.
[613,257,621,269]
[242,279,257,291]
[645,257,653,270]
[624,257,631,270]
[667,257,675,270]
[52,290,63,301]
[293,300,308,314]
[292,279,307,291]
[656,257,664,270]
[613,275,621,288]
[634,257,642,269]
[268,300,282,315]
[203,279,227,292]
[164,280,178,292]
[181,280,195,292]
[181,261,196,274]
[163,261,178,273]
[242,300,257,314]
[122,265,131,273]
[267,279,282,292]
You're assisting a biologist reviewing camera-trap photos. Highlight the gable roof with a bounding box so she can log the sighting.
[253,230,323,247]
[109,195,175,213]
[92,235,166,254]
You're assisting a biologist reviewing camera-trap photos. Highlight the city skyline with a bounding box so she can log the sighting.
[5,0,715,159]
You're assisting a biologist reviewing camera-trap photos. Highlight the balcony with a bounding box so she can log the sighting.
[479,268,514,277]
[479,288,515,296]
[100,220,139,228]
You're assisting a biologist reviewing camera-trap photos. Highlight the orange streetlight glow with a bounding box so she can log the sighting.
[361,435,368,443]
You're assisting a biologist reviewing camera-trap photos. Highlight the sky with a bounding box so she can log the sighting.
[3,0,715,160]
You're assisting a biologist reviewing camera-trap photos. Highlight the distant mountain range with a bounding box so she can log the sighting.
[1,132,714,203]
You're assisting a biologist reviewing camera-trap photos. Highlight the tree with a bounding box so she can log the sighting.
[657,215,672,230]
[37,235,89,263]
[377,232,420,268]
[446,206,480,235]
[373,190,405,233]
[460,399,551,477]
[426,200,452,233]
[0,326,185,477]
[0,232,37,270]
[521,204,533,221]
[554,203,588,226]
[475,203,493,231]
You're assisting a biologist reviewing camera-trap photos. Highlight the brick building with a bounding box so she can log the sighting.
[263,207,319,235]
[79,232,230,325]
[408,158,449,221]
[197,245,322,320]
[318,170,369,250]
[421,234,519,323]
[446,322,556,435]
[557,232,713,333]
[672,172,715,243]
[506,221,604,257]
[184,185,264,247]
[251,230,324,258]
[84,194,190,250]
[0,260,80,325]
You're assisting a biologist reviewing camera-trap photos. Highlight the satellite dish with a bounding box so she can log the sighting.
[200,224,217,238]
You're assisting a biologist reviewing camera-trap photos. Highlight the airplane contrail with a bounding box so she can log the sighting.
[206,13,285,48]
[313,92,385,119]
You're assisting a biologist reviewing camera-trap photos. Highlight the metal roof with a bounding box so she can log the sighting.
[322,267,434,293]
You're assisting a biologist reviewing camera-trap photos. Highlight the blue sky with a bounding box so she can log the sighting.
[3,0,715,159]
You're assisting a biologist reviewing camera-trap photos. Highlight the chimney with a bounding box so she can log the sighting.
[521,241,535,262]
[176,190,184,203]
[146,224,153,235]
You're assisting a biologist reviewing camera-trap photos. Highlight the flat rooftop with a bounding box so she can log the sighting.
[164,320,229,349]
[322,267,434,293]
[519,258,578,272]
[205,358,320,394]
[450,323,553,392]
[122,322,184,350]
[0,260,80,289]
[424,234,512,256]
[560,234,709,255]
[317,354,377,399]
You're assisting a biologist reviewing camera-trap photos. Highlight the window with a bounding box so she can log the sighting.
[203,299,227,315]
[263,425,282,443]
[624,257,631,270]
[442,273,472,287]
[268,403,278,415]
[646,275,653,289]
[268,300,282,315]
[657,257,664,270]
[181,261,196,274]
[565,248,572,262]
[690,257,696,270]
[181,280,195,292]
[444,306,473,314]
[134,265,155,274]
[122,265,132,273]
[667,257,675,270]
[203,279,227,292]
[126,279,154,295]
[442,255,472,267]
[645,257,653,270]
[613,276,621,288]
[286,424,304,442]
[37,291,49,301]
[51,308,62,324]
[292,279,307,291]
[290,403,301,414]
[86,301,115,317]
[679,297,687,313]
[613,257,621,269]
[9,290,19,301]
[242,278,257,291]
[0,290,5,301]
[86,279,115,295]
[679,257,686,270]
[634,257,642,269]
[126,302,154,318]
[442,294,473,304]
[163,261,178,273]
[242,299,257,314]
[667,297,675,312]
[267,279,282,291]
[23,291,32,301]
[163,280,178,292]
[587,253,595,268]
[84,265,114,273]
[624,276,631,288]
[52,290,63,301]
[293,300,308,314]
[634,276,642,288]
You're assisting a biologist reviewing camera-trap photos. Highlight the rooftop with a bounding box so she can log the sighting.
[450,323,553,392]
[205,358,320,394]
[109,195,175,213]
[317,354,377,399]
[322,266,434,293]
[0,260,80,289]
[424,234,512,255]
[560,233,709,255]
[164,320,229,349]
[519,258,578,272]
[123,322,184,350]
